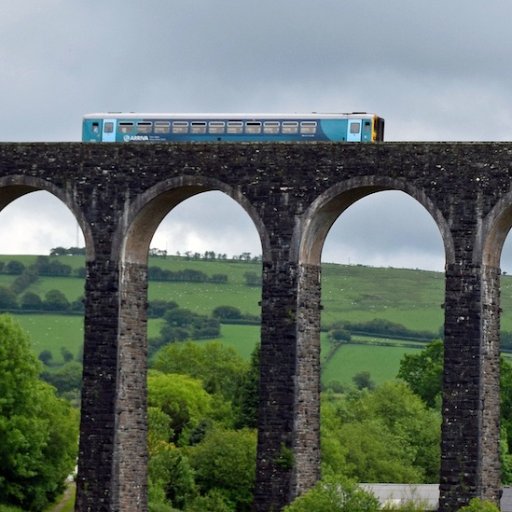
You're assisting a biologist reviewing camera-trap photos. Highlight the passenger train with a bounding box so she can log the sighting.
[82,113,385,143]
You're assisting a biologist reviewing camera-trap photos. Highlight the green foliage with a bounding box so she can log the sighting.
[187,428,257,512]
[352,371,375,390]
[0,505,25,512]
[243,272,261,287]
[233,344,260,428]
[152,342,248,401]
[321,381,440,483]
[185,489,234,512]
[212,305,242,320]
[40,361,82,396]
[283,477,379,512]
[20,292,43,310]
[5,260,25,275]
[38,349,53,365]
[0,286,17,308]
[397,339,443,407]
[0,315,78,511]
[381,502,428,511]
[148,371,213,445]
[44,289,70,311]
[457,498,500,511]
[328,328,352,343]
[275,442,294,470]
[148,443,197,510]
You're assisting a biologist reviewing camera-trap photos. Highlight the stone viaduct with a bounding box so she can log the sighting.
[1,141,512,511]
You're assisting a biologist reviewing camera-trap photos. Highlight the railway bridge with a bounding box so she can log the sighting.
[1,141,512,511]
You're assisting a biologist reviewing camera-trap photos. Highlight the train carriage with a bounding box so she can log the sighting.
[82,112,385,143]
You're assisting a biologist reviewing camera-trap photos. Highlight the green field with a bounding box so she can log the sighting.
[4,254,512,381]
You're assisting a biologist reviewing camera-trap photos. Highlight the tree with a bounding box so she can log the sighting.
[152,342,248,401]
[20,292,43,310]
[234,344,260,428]
[5,260,25,275]
[38,349,53,366]
[41,361,83,396]
[60,347,74,363]
[283,477,379,512]
[0,286,17,309]
[0,315,78,510]
[148,371,212,445]
[187,428,257,512]
[243,272,261,287]
[352,371,375,390]
[212,305,242,320]
[328,328,352,344]
[397,339,444,408]
[321,381,441,483]
[43,289,70,311]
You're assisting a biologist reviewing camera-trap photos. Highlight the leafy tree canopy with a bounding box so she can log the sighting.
[0,315,78,511]
[397,339,444,408]
[321,381,440,483]
[152,342,248,400]
[148,370,213,445]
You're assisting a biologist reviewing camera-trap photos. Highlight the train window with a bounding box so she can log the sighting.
[154,121,171,134]
[104,122,114,133]
[137,122,152,134]
[172,121,188,134]
[263,121,280,134]
[282,121,299,134]
[245,121,262,134]
[350,122,361,134]
[190,121,207,134]
[300,121,317,134]
[227,121,243,134]
[119,122,134,133]
[209,121,225,134]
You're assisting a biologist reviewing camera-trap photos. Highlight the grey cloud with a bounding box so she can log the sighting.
[2,2,512,271]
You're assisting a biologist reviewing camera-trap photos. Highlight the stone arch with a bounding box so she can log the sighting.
[0,175,94,259]
[293,176,453,267]
[108,174,268,510]
[115,175,269,265]
[480,190,512,268]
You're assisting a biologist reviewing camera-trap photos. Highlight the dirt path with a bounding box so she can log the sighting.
[48,483,75,512]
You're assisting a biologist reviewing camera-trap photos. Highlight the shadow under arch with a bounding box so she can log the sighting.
[0,175,94,260]
[118,175,269,265]
[294,177,454,267]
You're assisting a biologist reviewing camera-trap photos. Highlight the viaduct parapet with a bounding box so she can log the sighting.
[1,141,512,511]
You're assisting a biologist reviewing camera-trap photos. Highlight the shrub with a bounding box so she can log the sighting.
[457,498,500,511]
[283,478,379,512]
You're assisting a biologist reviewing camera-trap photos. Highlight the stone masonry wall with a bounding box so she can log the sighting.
[1,142,512,511]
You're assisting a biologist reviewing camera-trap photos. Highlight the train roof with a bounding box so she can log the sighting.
[83,112,380,120]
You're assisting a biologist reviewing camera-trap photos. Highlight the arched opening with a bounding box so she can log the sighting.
[299,185,448,505]
[120,186,264,511]
[0,186,87,510]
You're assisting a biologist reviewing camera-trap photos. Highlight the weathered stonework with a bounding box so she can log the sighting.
[1,142,512,511]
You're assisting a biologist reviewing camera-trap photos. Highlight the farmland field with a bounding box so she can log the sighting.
[3,253,512,379]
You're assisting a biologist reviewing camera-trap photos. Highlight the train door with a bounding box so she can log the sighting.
[102,119,117,142]
[347,119,362,142]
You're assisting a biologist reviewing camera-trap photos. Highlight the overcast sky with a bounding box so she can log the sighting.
[1,1,512,271]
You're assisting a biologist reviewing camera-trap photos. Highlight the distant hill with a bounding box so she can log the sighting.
[1,254,512,385]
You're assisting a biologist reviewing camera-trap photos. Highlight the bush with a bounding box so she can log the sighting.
[187,428,257,512]
[283,478,379,512]
[457,498,500,511]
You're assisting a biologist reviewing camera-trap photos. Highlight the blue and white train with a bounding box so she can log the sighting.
[82,112,385,143]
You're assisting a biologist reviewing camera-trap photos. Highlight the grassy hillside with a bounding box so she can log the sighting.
[0,254,450,329]
[2,254,512,382]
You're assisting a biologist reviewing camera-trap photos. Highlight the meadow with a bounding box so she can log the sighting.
[3,253,512,381]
